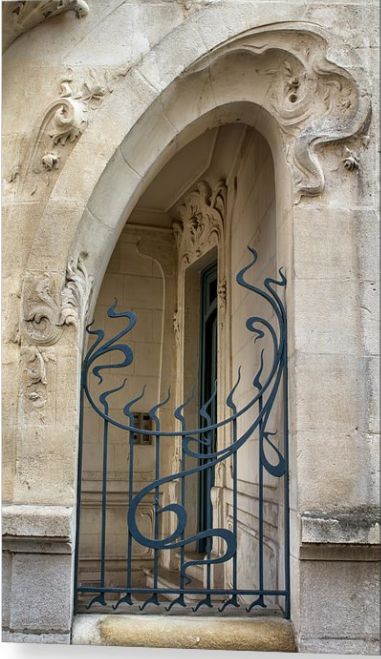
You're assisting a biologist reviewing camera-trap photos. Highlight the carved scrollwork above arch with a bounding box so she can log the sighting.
[186,25,371,202]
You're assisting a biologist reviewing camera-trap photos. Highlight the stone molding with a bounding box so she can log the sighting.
[2,504,74,541]
[3,0,89,53]
[186,25,371,201]
[301,508,381,545]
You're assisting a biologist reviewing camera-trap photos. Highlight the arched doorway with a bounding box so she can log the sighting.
[75,122,289,616]
[7,15,371,649]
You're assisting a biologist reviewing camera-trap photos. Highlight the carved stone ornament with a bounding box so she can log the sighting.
[22,346,55,408]
[176,0,211,11]
[23,66,132,188]
[7,164,21,184]
[41,151,60,171]
[173,310,181,347]
[172,179,227,269]
[3,1,89,52]
[22,253,92,345]
[43,71,104,149]
[343,147,359,171]
[186,26,372,202]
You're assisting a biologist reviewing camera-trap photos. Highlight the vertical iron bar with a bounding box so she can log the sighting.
[247,387,266,613]
[283,321,290,618]
[99,404,109,595]
[205,428,212,604]
[152,431,161,598]
[232,417,238,593]
[258,392,264,600]
[140,407,163,610]
[126,426,134,598]
[180,439,186,591]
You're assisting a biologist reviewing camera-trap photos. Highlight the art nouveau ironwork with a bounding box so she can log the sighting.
[75,248,290,616]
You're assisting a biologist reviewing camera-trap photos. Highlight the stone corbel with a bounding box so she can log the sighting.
[172,179,226,268]
[21,252,93,346]
[185,25,372,202]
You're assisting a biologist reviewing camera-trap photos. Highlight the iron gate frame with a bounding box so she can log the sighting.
[74,247,290,617]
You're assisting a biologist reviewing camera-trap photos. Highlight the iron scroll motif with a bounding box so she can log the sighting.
[75,247,290,615]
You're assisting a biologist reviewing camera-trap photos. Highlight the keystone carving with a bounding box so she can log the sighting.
[3,1,89,52]
[187,26,371,201]
[22,253,92,345]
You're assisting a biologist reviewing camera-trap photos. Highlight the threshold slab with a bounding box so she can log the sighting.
[72,614,296,651]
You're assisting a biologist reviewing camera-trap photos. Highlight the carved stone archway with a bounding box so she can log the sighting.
[4,14,376,650]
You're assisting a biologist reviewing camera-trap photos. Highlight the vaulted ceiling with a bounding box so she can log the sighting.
[128,123,248,228]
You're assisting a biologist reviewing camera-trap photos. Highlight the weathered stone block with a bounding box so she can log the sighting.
[299,559,380,645]
[9,553,73,634]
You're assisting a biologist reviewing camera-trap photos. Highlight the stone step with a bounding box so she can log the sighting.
[73,613,296,651]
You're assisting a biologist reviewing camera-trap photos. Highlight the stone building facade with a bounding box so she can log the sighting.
[2,0,380,653]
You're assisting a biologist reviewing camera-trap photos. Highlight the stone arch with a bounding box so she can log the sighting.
[21,19,370,325]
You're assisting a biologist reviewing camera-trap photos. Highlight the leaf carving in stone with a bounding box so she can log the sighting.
[22,345,57,407]
[22,254,93,345]
[59,254,92,328]
[172,179,226,267]
[22,274,62,345]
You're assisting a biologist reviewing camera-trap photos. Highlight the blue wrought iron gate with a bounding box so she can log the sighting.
[75,248,290,616]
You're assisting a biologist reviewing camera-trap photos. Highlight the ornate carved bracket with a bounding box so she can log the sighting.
[185,26,371,201]
[172,179,227,348]
[22,253,93,345]
[172,179,227,269]
[3,1,89,52]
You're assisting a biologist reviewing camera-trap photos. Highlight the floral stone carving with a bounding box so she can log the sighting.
[22,254,92,345]
[22,346,55,408]
[172,179,226,268]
